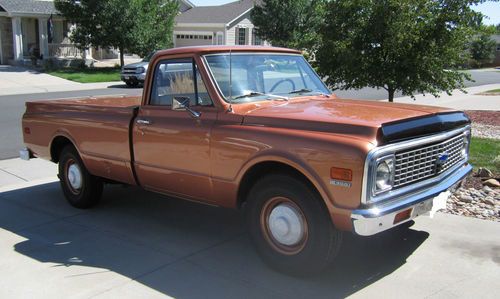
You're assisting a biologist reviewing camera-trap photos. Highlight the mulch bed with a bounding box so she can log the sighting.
[464,110,500,126]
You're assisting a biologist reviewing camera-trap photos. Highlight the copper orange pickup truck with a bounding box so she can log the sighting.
[21,46,472,274]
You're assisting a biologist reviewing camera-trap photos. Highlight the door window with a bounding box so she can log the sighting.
[150,58,213,107]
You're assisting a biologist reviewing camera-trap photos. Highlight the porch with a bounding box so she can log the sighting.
[9,16,84,62]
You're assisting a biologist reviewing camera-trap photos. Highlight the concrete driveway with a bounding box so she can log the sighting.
[0,160,499,299]
[0,65,121,96]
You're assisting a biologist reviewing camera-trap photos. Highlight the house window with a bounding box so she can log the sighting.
[252,30,262,46]
[237,28,246,45]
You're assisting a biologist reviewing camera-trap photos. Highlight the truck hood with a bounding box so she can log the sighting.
[123,61,148,69]
[239,97,469,144]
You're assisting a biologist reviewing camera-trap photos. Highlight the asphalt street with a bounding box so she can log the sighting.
[334,69,500,99]
[0,69,498,160]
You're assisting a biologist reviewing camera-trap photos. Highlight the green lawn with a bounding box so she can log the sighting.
[482,88,500,94]
[47,67,121,83]
[469,137,499,173]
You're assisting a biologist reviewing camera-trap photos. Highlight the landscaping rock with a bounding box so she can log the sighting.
[444,185,500,222]
[460,195,473,203]
[477,167,493,178]
[483,179,500,188]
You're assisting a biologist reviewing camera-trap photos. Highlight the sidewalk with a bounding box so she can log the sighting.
[394,83,500,111]
[0,65,124,96]
[0,158,57,192]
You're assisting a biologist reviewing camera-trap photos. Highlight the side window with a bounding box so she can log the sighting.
[150,59,213,107]
[195,65,213,106]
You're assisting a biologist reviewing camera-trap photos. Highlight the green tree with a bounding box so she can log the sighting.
[129,0,178,57]
[469,33,496,67]
[251,0,326,50]
[316,0,497,102]
[55,0,135,67]
[55,0,178,66]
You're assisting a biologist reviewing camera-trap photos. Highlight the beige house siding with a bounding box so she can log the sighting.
[226,12,254,46]
[0,16,13,63]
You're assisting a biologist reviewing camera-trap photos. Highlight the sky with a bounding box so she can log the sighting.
[190,0,499,25]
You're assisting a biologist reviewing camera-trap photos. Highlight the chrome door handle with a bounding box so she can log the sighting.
[136,119,152,125]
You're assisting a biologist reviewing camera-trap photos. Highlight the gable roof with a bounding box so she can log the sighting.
[175,0,259,25]
[0,0,58,15]
[180,0,195,8]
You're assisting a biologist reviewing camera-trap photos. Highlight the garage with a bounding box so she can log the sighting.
[174,33,214,47]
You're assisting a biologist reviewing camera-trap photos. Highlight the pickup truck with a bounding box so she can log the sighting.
[22,46,472,275]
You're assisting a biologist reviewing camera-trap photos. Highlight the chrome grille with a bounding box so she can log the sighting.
[394,134,465,188]
[122,67,139,74]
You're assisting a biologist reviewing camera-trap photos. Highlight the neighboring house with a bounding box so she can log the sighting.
[174,0,267,48]
[0,0,82,65]
[492,34,500,66]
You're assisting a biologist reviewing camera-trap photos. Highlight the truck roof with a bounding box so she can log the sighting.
[154,46,302,57]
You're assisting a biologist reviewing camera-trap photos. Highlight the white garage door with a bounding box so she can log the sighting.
[175,34,213,47]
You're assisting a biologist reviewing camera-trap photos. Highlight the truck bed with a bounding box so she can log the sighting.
[22,95,141,185]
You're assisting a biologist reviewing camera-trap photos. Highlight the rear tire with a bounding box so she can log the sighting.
[125,81,138,87]
[58,145,103,209]
[246,174,342,275]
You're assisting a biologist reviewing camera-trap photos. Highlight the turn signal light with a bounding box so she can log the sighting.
[330,167,352,181]
[24,127,31,134]
[394,209,412,224]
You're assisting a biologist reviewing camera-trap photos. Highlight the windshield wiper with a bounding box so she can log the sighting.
[289,88,313,94]
[232,91,289,101]
[289,88,329,97]
[232,91,265,100]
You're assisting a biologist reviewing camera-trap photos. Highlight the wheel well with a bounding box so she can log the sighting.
[50,136,73,163]
[237,161,321,209]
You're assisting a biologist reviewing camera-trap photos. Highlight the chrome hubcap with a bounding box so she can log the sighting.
[268,203,305,246]
[67,164,82,190]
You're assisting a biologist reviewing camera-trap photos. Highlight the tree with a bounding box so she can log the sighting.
[129,0,178,57]
[55,0,178,66]
[316,0,497,102]
[55,0,135,67]
[469,33,496,67]
[251,0,326,50]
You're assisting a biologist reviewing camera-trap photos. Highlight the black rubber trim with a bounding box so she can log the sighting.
[379,112,470,144]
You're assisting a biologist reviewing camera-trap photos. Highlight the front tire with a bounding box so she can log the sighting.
[246,174,342,275]
[125,80,138,87]
[58,145,103,209]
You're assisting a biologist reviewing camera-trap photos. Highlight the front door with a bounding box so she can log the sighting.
[132,57,218,202]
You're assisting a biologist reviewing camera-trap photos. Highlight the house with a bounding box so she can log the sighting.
[0,0,84,65]
[174,0,267,47]
[492,34,500,66]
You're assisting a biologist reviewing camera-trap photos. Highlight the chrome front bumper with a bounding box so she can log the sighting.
[351,163,472,236]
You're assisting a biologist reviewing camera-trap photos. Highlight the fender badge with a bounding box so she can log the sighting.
[330,179,352,188]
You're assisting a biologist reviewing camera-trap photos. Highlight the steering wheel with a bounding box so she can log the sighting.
[269,79,296,93]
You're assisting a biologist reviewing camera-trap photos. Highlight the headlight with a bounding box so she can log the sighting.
[373,155,395,195]
[137,67,145,73]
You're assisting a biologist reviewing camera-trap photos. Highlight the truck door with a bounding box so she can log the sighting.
[132,57,217,202]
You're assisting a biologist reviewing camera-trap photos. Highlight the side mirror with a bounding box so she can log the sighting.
[172,96,201,119]
[173,96,190,111]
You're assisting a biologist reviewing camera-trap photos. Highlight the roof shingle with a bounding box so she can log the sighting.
[0,0,58,15]
[175,0,259,25]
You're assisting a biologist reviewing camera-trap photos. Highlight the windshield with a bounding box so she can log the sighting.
[204,54,330,103]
